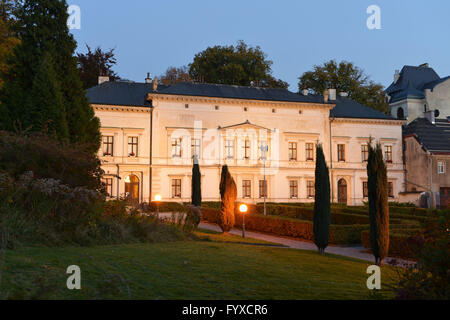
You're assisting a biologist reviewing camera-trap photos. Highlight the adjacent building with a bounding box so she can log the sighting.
[87,78,405,205]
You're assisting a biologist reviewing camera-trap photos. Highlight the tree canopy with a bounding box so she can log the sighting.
[0,0,100,153]
[189,40,288,89]
[298,60,389,114]
[0,0,20,90]
[77,44,119,89]
[160,66,192,85]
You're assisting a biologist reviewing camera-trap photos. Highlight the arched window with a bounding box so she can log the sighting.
[338,179,347,204]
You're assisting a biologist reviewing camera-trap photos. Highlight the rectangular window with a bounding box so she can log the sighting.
[259,180,267,198]
[361,144,369,162]
[259,142,268,160]
[363,181,368,198]
[171,138,182,158]
[225,139,234,159]
[128,137,138,157]
[102,178,113,197]
[191,138,201,159]
[102,136,114,156]
[289,180,298,199]
[244,139,251,159]
[172,179,182,198]
[388,182,394,198]
[307,180,315,198]
[438,161,445,174]
[385,145,393,163]
[288,142,297,161]
[306,143,314,161]
[243,180,251,198]
[337,144,346,162]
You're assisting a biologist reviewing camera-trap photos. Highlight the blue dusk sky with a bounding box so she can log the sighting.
[70,0,450,91]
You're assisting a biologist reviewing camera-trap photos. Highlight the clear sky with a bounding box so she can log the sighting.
[70,0,450,91]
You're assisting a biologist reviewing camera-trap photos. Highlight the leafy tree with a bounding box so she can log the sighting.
[298,60,389,113]
[218,165,237,233]
[313,143,331,254]
[189,40,288,89]
[0,0,100,152]
[0,0,20,90]
[25,52,69,140]
[191,155,202,206]
[367,141,390,265]
[77,44,119,89]
[160,66,192,85]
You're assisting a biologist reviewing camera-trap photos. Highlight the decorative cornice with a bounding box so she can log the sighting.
[331,117,406,125]
[93,104,151,113]
[147,93,335,109]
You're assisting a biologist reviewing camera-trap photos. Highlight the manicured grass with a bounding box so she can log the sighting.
[194,228,284,246]
[0,232,398,300]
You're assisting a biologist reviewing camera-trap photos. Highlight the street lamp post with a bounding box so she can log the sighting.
[239,204,248,238]
[154,194,161,219]
[260,144,268,216]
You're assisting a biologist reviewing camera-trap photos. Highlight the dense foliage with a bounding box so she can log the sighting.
[0,0,20,90]
[313,144,331,253]
[77,44,119,89]
[298,60,389,113]
[367,141,390,265]
[218,165,237,232]
[189,40,288,89]
[0,0,100,153]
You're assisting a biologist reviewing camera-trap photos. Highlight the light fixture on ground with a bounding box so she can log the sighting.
[239,204,248,238]
[154,194,162,218]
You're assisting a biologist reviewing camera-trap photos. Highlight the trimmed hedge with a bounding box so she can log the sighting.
[361,230,422,260]
[141,201,186,213]
[201,208,367,245]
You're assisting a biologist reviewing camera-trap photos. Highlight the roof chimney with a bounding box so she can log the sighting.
[323,89,328,103]
[98,76,110,85]
[302,89,309,96]
[145,72,152,84]
[419,63,429,68]
[394,70,400,84]
[153,76,158,92]
[328,88,336,101]
[424,110,435,124]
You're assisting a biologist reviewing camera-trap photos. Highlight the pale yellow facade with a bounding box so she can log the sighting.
[94,94,405,205]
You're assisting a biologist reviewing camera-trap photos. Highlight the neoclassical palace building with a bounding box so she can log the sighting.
[87,78,405,205]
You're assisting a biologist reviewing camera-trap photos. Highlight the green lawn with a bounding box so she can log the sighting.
[0,231,398,300]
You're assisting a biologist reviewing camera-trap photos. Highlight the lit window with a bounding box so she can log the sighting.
[128,137,138,157]
[191,138,201,159]
[438,161,445,174]
[363,181,368,198]
[243,180,251,198]
[361,144,369,162]
[172,179,181,198]
[225,140,234,159]
[289,142,297,161]
[172,138,182,158]
[337,144,345,162]
[385,145,393,163]
[102,136,114,156]
[290,180,298,199]
[259,180,267,198]
[306,143,314,161]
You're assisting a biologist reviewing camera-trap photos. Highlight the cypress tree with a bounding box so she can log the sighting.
[367,141,390,265]
[218,165,237,233]
[191,155,202,206]
[313,143,331,254]
[0,0,100,151]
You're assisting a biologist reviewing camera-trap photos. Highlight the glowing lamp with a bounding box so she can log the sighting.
[154,194,162,202]
[239,204,248,213]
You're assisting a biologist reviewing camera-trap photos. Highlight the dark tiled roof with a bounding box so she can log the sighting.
[331,96,393,120]
[87,81,393,120]
[385,65,450,103]
[435,118,450,135]
[403,118,450,153]
[86,81,170,107]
